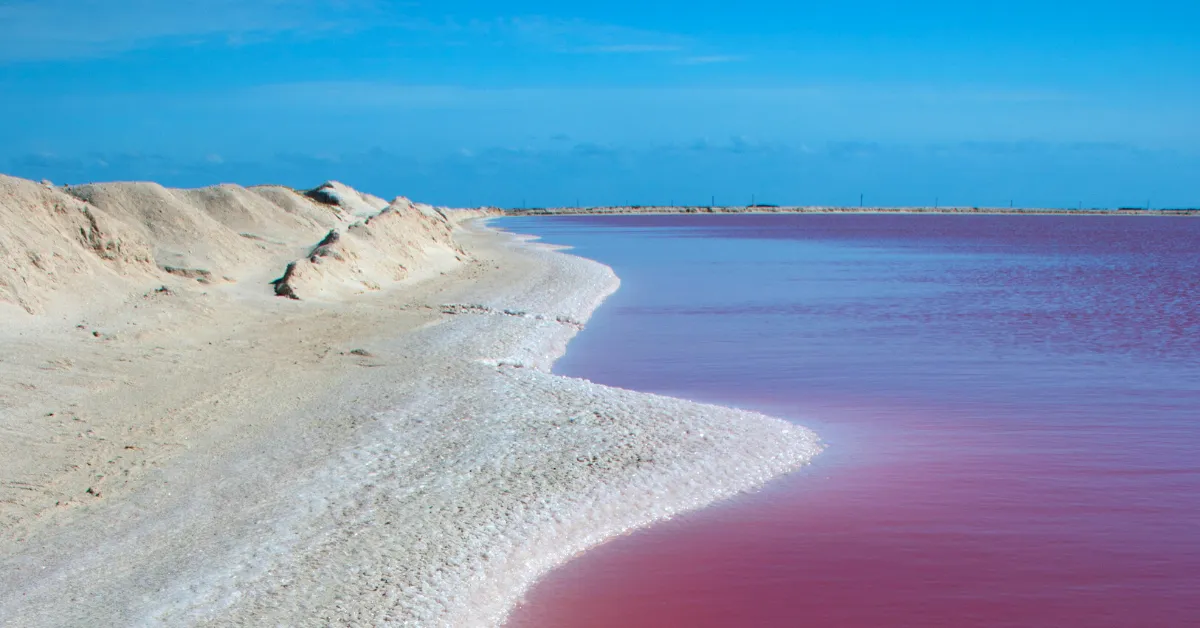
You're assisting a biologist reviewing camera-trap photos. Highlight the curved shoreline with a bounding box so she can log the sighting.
[458,223,824,626]
[0,218,820,626]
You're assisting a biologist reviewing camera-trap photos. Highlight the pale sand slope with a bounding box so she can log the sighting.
[0,175,820,626]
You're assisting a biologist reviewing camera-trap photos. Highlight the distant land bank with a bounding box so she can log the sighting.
[508,205,1199,217]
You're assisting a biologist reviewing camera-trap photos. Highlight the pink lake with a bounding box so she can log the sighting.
[501,214,1200,628]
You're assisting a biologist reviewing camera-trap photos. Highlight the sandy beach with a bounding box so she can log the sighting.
[0,175,819,626]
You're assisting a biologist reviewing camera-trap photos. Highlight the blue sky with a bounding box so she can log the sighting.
[2,0,1197,208]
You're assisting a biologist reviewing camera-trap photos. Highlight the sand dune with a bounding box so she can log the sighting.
[302,180,391,217]
[0,174,490,315]
[0,174,817,626]
[0,176,155,315]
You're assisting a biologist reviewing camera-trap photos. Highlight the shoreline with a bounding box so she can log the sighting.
[1,213,820,626]
[508,206,1200,217]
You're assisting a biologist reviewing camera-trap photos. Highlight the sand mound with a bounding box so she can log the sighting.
[303,181,390,217]
[0,174,154,314]
[250,185,355,225]
[64,181,328,279]
[270,196,487,300]
[0,174,497,315]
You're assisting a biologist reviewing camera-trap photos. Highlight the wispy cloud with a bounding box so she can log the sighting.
[0,0,387,62]
[21,80,1076,117]
[676,55,746,65]
[581,44,684,54]
[457,16,689,55]
[213,83,834,111]
[670,136,787,155]
[0,3,732,65]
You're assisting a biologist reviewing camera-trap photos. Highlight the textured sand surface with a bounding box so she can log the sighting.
[0,176,819,626]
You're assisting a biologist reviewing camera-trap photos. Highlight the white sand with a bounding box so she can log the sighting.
[0,175,820,626]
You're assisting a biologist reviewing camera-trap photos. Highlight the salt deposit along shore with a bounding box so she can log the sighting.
[0,174,820,626]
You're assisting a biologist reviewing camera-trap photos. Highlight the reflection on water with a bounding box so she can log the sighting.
[502,215,1200,628]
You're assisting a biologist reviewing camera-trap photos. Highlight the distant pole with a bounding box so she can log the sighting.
[711,195,715,208]
[935,196,939,209]
[860,193,864,208]
[752,194,756,207]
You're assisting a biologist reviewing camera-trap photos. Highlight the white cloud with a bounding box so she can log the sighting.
[0,0,386,62]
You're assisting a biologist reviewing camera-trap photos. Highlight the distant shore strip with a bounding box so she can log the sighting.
[507,205,1199,217]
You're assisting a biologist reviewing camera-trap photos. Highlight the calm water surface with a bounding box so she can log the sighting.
[501,214,1200,628]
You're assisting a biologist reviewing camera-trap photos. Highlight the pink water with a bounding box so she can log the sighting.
[501,214,1200,628]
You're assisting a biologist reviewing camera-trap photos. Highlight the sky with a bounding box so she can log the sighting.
[2,0,1198,208]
